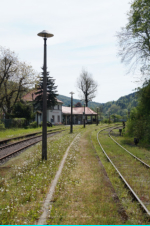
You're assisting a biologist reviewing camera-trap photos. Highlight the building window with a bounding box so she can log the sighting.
[52,115,55,123]
[58,105,59,110]
[58,115,60,122]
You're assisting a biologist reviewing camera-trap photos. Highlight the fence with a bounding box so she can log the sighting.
[0,118,29,128]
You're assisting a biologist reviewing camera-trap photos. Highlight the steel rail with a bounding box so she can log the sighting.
[97,128,150,216]
[0,131,63,161]
[0,130,66,151]
[109,128,150,169]
[0,128,64,146]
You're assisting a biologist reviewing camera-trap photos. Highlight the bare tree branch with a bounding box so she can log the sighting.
[76,70,98,106]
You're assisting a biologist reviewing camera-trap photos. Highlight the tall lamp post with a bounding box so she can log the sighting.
[37,30,54,160]
[70,92,74,133]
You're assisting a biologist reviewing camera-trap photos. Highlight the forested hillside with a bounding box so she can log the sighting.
[57,95,101,109]
[58,92,138,117]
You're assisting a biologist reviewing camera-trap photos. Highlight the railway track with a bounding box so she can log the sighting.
[109,128,150,169]
[97,126,150,216]
[0,127,64,147]
[0,129,66,162]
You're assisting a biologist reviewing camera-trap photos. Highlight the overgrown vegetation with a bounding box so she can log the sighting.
[127,79,150,143]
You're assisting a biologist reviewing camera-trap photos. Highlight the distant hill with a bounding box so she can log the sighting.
[100,92,138,116]
[57,94,100,109]
[57,92,138,116]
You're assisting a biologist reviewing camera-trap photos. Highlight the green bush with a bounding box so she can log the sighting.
[103,119,112,124]
[0,123,5,131]
[12,118,26,128]
[127,115,150,142]
[29,121,37,128]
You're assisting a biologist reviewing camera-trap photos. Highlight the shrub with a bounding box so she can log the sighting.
[0,123,5,131]
[12,118,26,128]
[103,119,112,123]
[29,121,37,128]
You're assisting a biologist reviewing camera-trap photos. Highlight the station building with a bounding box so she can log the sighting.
[22,91,97,125]
[22,91,63,125]
[62,106,97,125]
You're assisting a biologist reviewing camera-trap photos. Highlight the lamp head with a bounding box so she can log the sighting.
[69,92,75,96]
[37,30,54,38]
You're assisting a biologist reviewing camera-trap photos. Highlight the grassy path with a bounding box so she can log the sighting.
[46,125,125,224]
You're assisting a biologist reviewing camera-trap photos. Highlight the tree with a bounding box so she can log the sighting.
[111,114,121,122]
[117,0,150,75]
[12,100,35,121]
[74,102,82,107]
[34,74,58,110]
[0,46,37,118]
[127,79,150,141]
[76,70,98,106]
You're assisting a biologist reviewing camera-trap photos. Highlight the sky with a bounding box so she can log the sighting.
[0,0,140,103]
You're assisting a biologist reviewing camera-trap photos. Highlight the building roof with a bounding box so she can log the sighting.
[62,106,97,115]
[22,90,63,104]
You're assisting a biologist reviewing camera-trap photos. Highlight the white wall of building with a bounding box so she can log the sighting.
[35,103,62,124]
[47,106,62,124]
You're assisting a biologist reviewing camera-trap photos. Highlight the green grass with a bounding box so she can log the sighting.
[46,124,125,225]
[1,123,149,224]
[0,127,81,225]
[0,125,65,141]
[91,128,150,224]
[110,129,150,166]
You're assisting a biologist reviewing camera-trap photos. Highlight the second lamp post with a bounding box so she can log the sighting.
[70,92,74,133]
